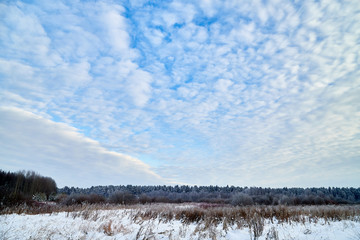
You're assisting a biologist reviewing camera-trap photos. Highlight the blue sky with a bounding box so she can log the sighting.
[0,0,359,188]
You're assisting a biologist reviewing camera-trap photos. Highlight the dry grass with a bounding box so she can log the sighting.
[1,203,359,240]
[124,203,360,237]
[102,220,114,236]
[2,203,359,234]
[0,203,126,215]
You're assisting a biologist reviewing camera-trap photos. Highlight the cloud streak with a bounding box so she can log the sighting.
[0,107,166,187]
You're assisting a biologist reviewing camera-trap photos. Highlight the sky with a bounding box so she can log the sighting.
[0,0,359,188]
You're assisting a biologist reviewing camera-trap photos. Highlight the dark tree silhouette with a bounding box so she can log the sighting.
[0,170,57,206]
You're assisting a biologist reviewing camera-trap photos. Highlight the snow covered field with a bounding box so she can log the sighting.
[1,204,360,240]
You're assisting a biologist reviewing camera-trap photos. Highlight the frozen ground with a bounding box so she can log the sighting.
[1,205,360,240]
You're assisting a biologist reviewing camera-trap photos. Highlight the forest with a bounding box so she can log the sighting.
[1,169,360,207]
[0,170,57,205]
[59,183,360,206]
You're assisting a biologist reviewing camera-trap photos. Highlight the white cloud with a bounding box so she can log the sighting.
[102,7,131,55]
[199,0,218,17]
[0,59,35,83]
[214,79,233,92]
[127,69,153,107]
[0,3,57,66]
[0,107,166,187]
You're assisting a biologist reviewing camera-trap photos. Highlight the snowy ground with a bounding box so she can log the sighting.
[1,205,360,240]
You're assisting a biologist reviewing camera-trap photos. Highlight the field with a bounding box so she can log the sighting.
[1,203,360,240]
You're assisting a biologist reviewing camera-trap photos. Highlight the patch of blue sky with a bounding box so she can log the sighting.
[74,124,93,137]
[47,112,63,123]
[193,16,218,28]
[141,0,173,8]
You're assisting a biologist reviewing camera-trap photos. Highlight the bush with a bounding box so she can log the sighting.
[139,194,152,204]
[54,193,68,203]
[62,194,105,205]
[109,191,136,205]
[231,193,254,206]
[32,193,47,202]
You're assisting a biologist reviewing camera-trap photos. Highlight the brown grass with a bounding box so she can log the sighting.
[1,203,359,240]
[102,220,114,236]
[2,202,359,226]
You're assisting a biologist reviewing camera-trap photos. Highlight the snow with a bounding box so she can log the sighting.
[1,207,359,240]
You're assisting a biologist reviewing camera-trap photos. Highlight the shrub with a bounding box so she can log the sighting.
[32,193,47,202]
[249,214,264,240]
[231,193,254,206]
[139,194,151,204]
[109,191,136,205]
[62,194,105,205]
[54,193,68,203]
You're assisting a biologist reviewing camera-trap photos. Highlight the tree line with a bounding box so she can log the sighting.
[0,170,57,206]
[59,184,360,206]
[1,169,359,206]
